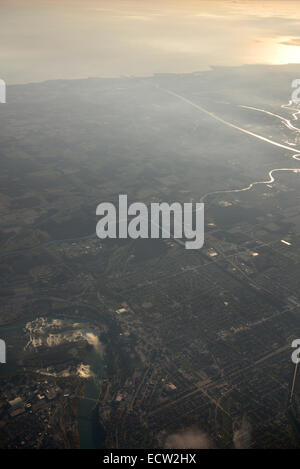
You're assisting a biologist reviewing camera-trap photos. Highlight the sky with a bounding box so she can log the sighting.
[0,0,300,84]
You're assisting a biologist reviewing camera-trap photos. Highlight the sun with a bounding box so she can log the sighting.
[276,43,300,64]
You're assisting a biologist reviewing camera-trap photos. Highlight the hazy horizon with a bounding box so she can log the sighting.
[1,0,300,85]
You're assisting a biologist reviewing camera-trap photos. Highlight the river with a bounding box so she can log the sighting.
[77,339,106,449]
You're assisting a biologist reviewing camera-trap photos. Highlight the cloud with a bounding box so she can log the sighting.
[165,428,213,449]
[233,417,252,449]
[85,332,103,356]
[280,38,300,47]
[165,418,252,450]
[77,363,94,379]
